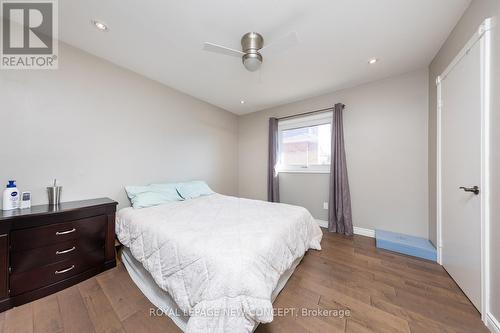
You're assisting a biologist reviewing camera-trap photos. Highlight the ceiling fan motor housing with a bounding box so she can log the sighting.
[241,32,264,52]
[241,32,264,71]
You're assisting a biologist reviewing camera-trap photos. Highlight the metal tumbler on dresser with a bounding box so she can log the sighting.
[47,179,62,205]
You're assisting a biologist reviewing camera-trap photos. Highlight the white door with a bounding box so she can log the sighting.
[440,39,482,311]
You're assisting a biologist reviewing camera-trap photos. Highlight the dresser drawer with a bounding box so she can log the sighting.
[10,248,104,296]
[10,215,107,252]
[10,238,104,274]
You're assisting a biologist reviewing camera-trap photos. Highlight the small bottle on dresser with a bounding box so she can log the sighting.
[2,180,20,210]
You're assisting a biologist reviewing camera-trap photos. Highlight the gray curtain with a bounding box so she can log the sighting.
[328,103,353,235]
[267,117,280,202]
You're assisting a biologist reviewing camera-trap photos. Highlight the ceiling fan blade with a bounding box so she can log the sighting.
[202,42,244,58]
[260,32,299,56]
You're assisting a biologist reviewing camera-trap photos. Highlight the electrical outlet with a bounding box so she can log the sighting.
[323,202,328,210]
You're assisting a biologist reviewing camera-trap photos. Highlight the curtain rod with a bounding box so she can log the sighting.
[276,103,344,121]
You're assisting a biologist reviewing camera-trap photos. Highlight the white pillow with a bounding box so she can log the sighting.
[176,181,214,200]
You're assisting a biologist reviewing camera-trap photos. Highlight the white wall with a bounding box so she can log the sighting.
[279,173,330,221]
[238,69,429,237]
[0,42,238,209]
[428,0,500,325]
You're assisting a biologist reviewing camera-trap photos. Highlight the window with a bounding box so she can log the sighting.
[277,112,332,173]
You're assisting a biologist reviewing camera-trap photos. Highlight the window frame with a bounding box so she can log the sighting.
[277,112,333,174]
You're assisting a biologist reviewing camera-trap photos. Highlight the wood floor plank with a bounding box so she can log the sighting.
[121,308,181,333]
[0,312,5,333]
[301,252,397,298]
[289,272,372,305]
[96,264,150,321]
[370,295,467,333]
[278,277,321,306]
[0,229,487,333]
[394,284,478,314]
[266,291,346,333]
[345,319,379,333]
[4,302,33,333]
[380,288,486,331]
[57,285,96,333]
[329,250,457,291]
[319,289,411,333]
[402,278,471,305]
[257,320,307,333]
[32,294,63,333]
[78,277,125,333]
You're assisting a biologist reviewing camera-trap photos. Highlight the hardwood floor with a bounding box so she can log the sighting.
[0,230,488,333]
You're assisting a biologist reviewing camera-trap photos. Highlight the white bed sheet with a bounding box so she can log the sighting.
[116,193,322,333]
[121,247,304,332]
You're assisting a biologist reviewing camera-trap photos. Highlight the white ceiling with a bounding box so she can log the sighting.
[59,0,470,114]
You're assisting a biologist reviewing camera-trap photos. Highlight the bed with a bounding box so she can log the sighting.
[116,193,323,333]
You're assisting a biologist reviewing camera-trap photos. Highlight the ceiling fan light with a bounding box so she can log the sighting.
[242,53,262,72]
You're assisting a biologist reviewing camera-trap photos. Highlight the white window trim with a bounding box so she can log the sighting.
[277,111,333,174]
[278,169,330,174]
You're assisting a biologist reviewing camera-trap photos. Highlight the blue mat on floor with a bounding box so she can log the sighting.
[375,229,437,262]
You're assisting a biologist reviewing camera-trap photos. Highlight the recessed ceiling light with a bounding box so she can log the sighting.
[368,58,378,64]
[92,20,108,31]
[240,100,245,104]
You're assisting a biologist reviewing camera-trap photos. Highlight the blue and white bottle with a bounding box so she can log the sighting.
[2,180,20,210]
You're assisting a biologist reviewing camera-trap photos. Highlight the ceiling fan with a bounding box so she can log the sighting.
[202,32,299,72]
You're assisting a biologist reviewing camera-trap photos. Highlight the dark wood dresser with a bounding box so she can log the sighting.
[0,198,117,312]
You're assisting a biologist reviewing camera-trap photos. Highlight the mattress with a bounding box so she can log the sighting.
[121,247,303,332]
[116,193,322,332]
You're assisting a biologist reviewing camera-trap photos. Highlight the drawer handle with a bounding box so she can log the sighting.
[55,228,76,235]
[55,265,75,275]
[56,246,76,255]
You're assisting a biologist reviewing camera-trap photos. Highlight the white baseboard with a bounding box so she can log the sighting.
[353,226,375,238]
[487,312,500,333]
[315,219,375,238]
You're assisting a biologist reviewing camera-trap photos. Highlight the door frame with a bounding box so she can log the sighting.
[436,18,492,323]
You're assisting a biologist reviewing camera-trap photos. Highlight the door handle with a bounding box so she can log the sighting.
[459,186,480,195]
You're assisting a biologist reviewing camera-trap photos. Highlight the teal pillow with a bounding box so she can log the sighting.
[176,181,215,200]
[149,183,179,193]
[129,191,180,209]
[125,183,182,209]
